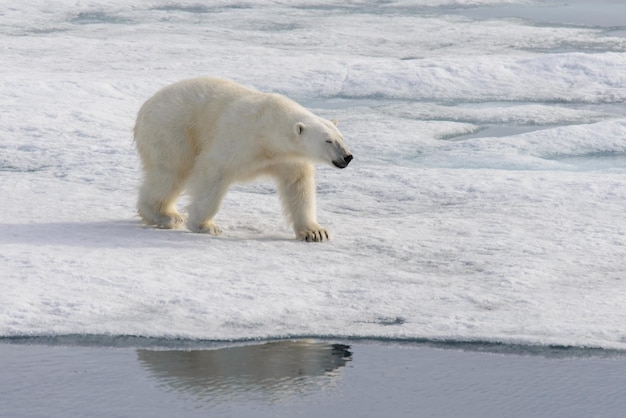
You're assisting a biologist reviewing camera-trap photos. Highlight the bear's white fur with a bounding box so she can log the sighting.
[134,77,353,241]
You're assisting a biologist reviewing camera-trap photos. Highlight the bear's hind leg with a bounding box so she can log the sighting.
[186,165,231,235]
[137,168,186,229]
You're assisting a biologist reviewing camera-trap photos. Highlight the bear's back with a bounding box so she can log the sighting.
[147,77,257,115]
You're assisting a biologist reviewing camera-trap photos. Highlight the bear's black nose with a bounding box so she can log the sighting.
[344,155,353,164]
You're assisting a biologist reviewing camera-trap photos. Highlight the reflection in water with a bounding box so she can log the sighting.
[137,341,352,403]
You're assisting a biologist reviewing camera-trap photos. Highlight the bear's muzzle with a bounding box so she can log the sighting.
[333,154,353,169]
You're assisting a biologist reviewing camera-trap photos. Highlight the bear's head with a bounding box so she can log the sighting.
[293,118,353,169]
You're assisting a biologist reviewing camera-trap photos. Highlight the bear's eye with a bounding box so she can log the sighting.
[325,140,332,144]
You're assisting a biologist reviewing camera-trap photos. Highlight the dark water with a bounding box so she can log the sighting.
[2,339,626,418]
[453,0,626,30]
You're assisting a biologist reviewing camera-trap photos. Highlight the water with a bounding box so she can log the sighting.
[2,339,626,418]
[454,0,626,31]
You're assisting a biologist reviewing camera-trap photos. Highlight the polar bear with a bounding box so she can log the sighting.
[134,77,353,242]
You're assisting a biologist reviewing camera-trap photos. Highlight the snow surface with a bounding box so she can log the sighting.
[2,0,626,349]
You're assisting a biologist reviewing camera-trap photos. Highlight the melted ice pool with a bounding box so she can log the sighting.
[2,339,626,418]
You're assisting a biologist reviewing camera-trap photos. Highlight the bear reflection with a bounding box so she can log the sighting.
[137,341,352,401]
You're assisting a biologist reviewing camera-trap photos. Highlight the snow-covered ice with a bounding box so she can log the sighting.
[2,0,626,349]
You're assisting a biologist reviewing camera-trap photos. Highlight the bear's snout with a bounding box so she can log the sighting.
[333,154,353,169]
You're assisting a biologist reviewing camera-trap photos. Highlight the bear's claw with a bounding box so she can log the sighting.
[299,228,330,242]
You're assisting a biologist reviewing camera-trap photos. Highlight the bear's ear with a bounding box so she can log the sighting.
[294,122,306,136]
[331,118,339,127]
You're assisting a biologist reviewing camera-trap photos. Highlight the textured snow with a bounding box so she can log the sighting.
[1,0,626,349]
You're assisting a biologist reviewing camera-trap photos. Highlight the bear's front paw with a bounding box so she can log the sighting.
[297,226,330,242]
[188,221,223,236]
